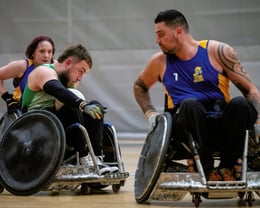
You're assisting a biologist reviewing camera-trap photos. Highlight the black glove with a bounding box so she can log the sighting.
[81,102,106,119]
[1,92,20,114]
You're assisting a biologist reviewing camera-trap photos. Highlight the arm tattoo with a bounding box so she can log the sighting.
[218,43,252,95]
[135,76,148,92]
[218,44,250,80]
[233,82,248,97]
[251,94,260,114]
[134,77,156,113]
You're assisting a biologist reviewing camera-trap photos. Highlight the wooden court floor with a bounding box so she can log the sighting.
[1,140,260,208]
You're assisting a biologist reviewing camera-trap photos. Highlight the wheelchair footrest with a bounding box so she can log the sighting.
[54,165,129,181]
[155,173,207,191]
[153,172,260,192]
[149,172,260,202]
[207,181,247,190]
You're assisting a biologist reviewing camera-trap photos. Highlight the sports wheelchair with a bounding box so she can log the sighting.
[134,112,260,207]
[0,110,129,196]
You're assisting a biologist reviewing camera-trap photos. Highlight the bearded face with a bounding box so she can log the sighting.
[59,72,69,87]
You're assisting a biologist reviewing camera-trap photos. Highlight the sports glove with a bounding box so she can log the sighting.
[1,92,20,115]
[81,102,106,120]
[145,110,160,132]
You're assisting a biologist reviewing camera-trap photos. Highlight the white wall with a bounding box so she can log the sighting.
[0,0,260,137]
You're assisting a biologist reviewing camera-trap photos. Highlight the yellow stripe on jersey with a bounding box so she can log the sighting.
[199,40,208,49]
[13,59,34,102]
[218,73,231,103]
[163,85,174,109]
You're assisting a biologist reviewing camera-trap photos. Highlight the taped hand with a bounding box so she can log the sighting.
[1,92,20,115]
[82,103,106,119]
[145,110,160,132]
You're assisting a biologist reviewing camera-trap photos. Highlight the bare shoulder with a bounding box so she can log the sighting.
[137,52,166,87]
[149,52,166,67]
[208,40,235,58]
[34,64,55,74]
[143,52,166,76]
[207,40,238,71]
[29,65,57,90]
[30,64,57,82]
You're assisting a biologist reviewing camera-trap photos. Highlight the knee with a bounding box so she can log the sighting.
[229,96,248,107]
[229,96,256,114]
[227,96,257,124]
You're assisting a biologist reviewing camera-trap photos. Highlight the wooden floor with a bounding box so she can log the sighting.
[1,140,260,208]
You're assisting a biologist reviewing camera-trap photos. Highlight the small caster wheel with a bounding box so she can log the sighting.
[246,191,255,207]
[80,183,91,194]
[112,184,121,193]
[192,193,202,207]
[238,192,245,199]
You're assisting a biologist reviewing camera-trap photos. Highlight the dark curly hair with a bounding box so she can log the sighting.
[25,35,55,63]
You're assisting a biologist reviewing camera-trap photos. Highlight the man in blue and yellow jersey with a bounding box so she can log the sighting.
[133,9,260,181]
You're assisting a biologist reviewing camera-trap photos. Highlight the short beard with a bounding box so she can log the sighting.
[59,73,69,87]
[162,47,173,55]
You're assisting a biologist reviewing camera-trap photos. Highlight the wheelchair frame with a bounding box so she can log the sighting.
[48,122,129,194]
[135,113,260,207]
[0,110,129,195]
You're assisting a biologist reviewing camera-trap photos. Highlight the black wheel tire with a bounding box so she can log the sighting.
[134,112,172,203]
[0,110,66,195]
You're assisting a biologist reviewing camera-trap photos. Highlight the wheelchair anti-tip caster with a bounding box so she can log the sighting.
[192,193,202,207]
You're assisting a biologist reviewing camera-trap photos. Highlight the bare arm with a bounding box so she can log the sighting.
[216,43,260,116]
[0,60,27,95]
[134,76,155,114]
[133,52,166,114]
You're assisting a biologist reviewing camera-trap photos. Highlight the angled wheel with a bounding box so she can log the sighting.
[0,112,19,142]
[88,123,118,190]
[102,123,118,163]
[0,110,66,195]
[112,184,121,193]
[134,112,172,203]
[0,183,4,193]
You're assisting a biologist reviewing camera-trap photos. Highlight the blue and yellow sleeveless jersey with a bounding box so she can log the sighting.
[163,40,230,110]
[13,59,35,102]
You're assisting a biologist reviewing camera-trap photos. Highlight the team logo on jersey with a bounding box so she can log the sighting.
[193,66,204,83]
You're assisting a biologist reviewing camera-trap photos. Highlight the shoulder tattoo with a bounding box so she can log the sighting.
[217,43,253,96]
[218,43,251,81]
